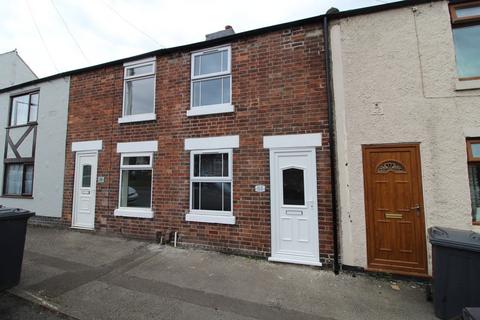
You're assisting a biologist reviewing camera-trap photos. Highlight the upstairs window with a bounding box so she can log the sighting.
[121,58,156,123]
[10,92,39,127]
[189,46,232,116]
[467,139,480,223]
[450,2,480,79]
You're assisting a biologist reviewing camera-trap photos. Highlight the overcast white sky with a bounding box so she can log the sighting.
[0,0,393,78]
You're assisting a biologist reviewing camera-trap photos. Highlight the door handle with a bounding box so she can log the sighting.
[307,201,314,209]
[411,204,421,216]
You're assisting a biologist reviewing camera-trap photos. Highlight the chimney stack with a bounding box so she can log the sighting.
[206,26,235,41]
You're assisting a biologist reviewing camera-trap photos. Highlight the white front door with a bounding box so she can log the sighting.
[269,148,321,266]
[72,152,97,230]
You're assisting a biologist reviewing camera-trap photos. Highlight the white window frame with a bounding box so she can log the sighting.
[119,57,157,124]
[186,149,235,224]
[120,152,153,169]
[114,152,154,218]
[187,46,234,117]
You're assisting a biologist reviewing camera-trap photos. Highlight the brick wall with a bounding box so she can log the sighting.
[62,22,334,265]
[29,216,68,228]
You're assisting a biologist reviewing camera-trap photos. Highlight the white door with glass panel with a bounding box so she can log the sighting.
[72,152,97,229]
[269,148,321,266]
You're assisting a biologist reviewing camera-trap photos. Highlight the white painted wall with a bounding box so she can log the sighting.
[0,51,37,89]
[331,1,480,274]
[0,77,70,217]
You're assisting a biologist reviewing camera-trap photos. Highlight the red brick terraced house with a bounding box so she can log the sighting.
[62,18,335,267]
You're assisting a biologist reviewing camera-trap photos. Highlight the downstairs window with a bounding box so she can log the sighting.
[190,150,232,213]
[114,153,154,218]
[467,139,480,223]
[3,163,34,196]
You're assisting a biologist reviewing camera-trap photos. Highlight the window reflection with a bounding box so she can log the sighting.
[453,25,480,78]
[283,168,305,206]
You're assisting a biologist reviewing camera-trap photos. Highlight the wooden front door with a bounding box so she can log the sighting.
[363,144,428,276]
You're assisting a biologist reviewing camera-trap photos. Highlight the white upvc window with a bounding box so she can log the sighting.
[114,152,154,218]
[184,135,238,224]
[187,46,234,117]
[188,149,234,223]
[119,58,156,123]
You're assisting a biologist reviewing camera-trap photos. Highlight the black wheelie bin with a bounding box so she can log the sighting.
[429,227,480,320]
[0,206,35,291]
[464,308,480,320]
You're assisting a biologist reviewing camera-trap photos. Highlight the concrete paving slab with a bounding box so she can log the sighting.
[25,227,145,268]
[103,273,330,320]
[11,226,438,320]
[127,246,435,320]
[20,258,65,288]
[21,243,155,299]
[56,280,259,320]
[0,292,75,320]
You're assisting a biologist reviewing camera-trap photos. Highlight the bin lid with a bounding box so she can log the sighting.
[464,308,480,320]
[0,206,35,221]
[428,227,480,252]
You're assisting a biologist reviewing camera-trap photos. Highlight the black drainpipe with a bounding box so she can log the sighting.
[323,8,340,275]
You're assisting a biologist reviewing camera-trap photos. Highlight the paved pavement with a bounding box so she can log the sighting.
[0,292,74,320]
[9,226,438,320]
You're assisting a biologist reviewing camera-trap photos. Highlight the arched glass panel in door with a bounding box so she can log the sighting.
[282,168,305,205]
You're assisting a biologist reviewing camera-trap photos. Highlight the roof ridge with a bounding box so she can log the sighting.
[13,50,38,79]
[0,0,444,94]
[0,49,18,56]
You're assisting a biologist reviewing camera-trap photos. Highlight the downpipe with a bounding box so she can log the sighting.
[323,9,340,275]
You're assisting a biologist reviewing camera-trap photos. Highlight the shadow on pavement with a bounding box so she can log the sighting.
[0,291,76,320]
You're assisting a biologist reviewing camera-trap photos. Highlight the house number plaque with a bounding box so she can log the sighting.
[255,185,265,192]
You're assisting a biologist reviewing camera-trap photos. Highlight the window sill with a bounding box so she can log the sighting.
[186,104,234,117]
[1,195,33,199]
[185,212,235,225]
[118,113,156,124]
[455,78,480,91]
[114,208,153,219]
